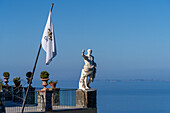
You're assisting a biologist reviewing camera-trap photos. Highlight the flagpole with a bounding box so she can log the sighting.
[21,3,54,113]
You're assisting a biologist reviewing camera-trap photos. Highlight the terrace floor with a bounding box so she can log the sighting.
[5,101,83,113]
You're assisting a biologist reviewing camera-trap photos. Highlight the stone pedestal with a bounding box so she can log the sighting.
[49,88,60,106]
[13,87,23,103]
[76,89,96,108]
[0,92,5,113]
[37,90,53,111]
[24,87,35,104]
[2,86,12,101]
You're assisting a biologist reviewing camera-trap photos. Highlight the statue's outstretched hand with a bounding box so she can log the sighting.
[82,49,85,54]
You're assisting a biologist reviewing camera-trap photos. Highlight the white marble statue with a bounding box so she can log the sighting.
[79,49,97,90]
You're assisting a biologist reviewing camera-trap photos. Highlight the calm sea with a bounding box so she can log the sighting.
[94,80,170,113]
[30,80,170,113]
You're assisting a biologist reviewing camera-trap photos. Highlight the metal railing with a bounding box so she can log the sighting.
[57,88,76,107]
[1,86,77,113]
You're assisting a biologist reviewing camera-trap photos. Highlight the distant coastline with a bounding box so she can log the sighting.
[104,79,170,82]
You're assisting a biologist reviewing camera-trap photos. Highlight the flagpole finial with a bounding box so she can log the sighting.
[50,3,54,12]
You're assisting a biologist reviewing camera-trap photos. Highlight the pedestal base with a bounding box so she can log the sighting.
[13,87,23,103]
[50,88,60,106]
[76,89,96,108]
[37,90,53,111]
[24,87,35,104]
[2,86,12,101]
[0,92,5,113]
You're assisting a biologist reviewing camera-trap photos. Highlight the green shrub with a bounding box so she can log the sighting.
[26,72,32,78]
[3,72,10,77]
[13,77,20,83]
[40,71,49,79]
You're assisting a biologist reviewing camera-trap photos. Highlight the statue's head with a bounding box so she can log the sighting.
[87,49,92,55]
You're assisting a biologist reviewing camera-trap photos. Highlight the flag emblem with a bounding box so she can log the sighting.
[44,28,53,41]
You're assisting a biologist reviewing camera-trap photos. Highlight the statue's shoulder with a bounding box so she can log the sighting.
[83,55,88,60]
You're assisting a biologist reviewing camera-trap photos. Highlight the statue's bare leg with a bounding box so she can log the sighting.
[87,77,93,88]
[84,76,89,89]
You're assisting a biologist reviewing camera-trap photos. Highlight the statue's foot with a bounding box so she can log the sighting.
[79,87,86,91]
[85,86,89,89]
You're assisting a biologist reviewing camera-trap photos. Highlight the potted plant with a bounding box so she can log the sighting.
[3,72,10,86]
[49,80,58,89]
[40,71,49,91]
[26,72,32,78]
[13,77,21,87]
[26,72,32,87]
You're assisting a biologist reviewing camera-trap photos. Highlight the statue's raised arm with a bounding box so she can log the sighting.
[82,49,88,60]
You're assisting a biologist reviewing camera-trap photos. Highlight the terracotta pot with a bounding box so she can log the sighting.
[50,83,56,89]
[4,77,9,87]
[14,81,21,87]
[41,78,49,91]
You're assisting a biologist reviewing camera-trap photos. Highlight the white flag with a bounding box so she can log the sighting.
[41,11,56,65]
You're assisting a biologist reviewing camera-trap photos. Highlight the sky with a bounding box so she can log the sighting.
[1,0,170,83]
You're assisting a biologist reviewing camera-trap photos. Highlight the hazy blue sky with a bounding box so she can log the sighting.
[1,0,170,82]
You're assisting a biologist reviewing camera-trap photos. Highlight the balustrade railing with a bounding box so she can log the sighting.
[0,86,77,113]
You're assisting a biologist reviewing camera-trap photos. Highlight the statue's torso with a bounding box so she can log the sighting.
[84,55,95,72]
